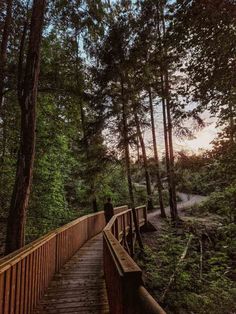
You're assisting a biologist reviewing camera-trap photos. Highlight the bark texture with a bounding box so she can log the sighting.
[148,87,166,217]
[0,0,13,110]
[5,0,46,254]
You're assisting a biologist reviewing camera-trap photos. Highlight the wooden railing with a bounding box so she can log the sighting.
[103,206,166,314]
[0,205,127,314]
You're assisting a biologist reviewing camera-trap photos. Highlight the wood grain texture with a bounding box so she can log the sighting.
[33,233,109,314]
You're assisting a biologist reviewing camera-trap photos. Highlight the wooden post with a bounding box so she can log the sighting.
[143,206,148,227]
[129,211,134,256]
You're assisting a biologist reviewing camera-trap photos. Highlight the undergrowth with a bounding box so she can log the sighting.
[137,220,236,314]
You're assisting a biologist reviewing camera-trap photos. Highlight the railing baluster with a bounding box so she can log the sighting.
[15,261,21,314]
[9,264,16,314]
[4,269,11,314]
[0,205,130,314]
[103,205,165,314]
[0,273,4,313]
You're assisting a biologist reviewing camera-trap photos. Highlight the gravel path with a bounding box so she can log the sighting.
[148,192,207,221]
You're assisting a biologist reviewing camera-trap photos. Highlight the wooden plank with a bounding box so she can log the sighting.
[24,256,30,314]
[33,234,109,314]
[0,273,4,313]
[20,258,25,314]
[28,252,34,314]
[3,268,11,314]
[15,261,22,314]
[34,249,39,308]
[30,251,36,312]
[0,205,131,314]
[9,264,16,314]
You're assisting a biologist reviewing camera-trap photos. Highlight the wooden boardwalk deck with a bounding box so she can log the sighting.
[33,233,109,314]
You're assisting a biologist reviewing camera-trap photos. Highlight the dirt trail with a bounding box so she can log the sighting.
[148,192,207,222]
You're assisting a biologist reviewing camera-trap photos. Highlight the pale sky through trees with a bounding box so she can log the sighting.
[144,107,218,157]
[174,113,218,153]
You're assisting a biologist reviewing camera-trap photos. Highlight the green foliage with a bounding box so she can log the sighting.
[96,163,129,206]
[137,221,236,314]
[176,141,236,196]
[0,98,20,216]
[196,185,236,223]
[26,94,79,241]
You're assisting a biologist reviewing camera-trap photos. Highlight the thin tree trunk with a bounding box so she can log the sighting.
[1,98,6,162]
[0,0,13,110]
[121,76,143,250]
[17,6,30,103]
[90,178,97,213]
[160,3,178,220]
[229,101,235,145]
[148,87,166,217]
[136,134,140,163]
[5,0,46,254]
[160,73,175,220]
[133,107,154,211]
[156,0,176,220]
[164,70,178,220]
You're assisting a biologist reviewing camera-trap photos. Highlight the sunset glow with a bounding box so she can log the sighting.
[175,121,218,153]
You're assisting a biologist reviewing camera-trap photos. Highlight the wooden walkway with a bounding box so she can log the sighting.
[33,233,109,314]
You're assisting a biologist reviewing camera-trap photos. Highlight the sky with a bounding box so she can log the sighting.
[144,107,218,156]
[174,114,218,153]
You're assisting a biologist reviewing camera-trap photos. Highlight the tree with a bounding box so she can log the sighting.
[136,1,178,221]
[5,0,46,254]
[94,10,144,248]
[121,74,143,249]
[173,0,236,145]
[148,87,166,217]
[132,100,154,211]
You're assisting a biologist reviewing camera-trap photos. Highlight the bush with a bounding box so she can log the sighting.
[198,184,236,222]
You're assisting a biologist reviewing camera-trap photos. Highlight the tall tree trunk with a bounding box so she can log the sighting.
[156,0,176,220]
[91,183,98,213]
[160,77,175,220]
[229,101,235,145]
[158,2,178,221]
[163,70,178,220]
[75,34,97,212]
[17,7,30,103]
[121,76,143,249]
[136,134,140,163]
[161,8,178,220]
[0,0,13,110]
[133,107,154,211]
[148,87,166,217]
[5,0,46,254]
[1,98,6,162]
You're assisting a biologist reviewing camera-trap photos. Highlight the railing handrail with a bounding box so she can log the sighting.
[0,212,97,272]
[0,205,128,314]
[104,208,131,231]
[103,205,166,314]
[103,229,141,274]
[0,204,165,314]
[0,205,128,271]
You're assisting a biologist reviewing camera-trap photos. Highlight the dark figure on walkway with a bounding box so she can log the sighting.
[104,197,114,224]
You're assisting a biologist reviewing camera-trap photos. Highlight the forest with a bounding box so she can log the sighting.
[0,0,236,313]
